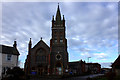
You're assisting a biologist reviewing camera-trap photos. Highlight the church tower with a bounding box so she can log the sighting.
[50,4,68,75]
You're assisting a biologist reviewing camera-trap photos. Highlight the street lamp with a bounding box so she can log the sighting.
[87,57,91,74]
[88,57,91,63]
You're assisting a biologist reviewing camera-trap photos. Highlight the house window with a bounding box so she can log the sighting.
[7,54,12,61]
[54,35,57,39]
[55,39,57,43]
[36,48,45,62]
[60,35,63,39]
[54,30,57,34]
[60,40,63,43]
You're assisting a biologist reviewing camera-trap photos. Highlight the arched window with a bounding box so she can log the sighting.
[36,48,46,63]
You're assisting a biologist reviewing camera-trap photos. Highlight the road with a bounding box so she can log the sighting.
[30,74,104,80]
[63,74,104,80]
[80,74,104,78]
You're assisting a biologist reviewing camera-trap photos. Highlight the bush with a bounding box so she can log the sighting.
[2,67,25,80]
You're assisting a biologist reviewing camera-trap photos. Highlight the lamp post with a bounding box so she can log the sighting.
[88,57,91,63]
[87,57,91,74]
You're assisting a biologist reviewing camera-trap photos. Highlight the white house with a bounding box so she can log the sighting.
[0,41,20,78]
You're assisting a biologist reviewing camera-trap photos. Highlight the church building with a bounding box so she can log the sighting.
[24,4,68,75]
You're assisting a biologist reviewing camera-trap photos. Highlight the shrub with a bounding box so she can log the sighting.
[2,67,25,80]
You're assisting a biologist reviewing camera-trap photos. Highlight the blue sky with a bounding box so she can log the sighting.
[1,2,118,68]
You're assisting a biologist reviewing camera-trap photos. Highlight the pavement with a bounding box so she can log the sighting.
[30,74,104,80]
[80,74,104,78]
[63,74,104,80]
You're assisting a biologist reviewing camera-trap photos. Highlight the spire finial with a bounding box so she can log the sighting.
[41,37,42,40]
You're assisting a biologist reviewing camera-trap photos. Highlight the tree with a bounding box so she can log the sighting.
[2,67,25,80]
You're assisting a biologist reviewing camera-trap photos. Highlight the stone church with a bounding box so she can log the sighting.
[24,4,68,75]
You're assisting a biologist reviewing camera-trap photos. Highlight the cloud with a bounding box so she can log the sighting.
[100,62,113,68]
[93,53,108,60]
[81,52,90,56]
[1,2,118,68]
[94,53,107,56]
[66,2,118,63]
[80,52,109,62]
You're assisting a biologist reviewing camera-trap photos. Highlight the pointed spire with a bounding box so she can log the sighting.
[63,15,65,20]
[28,38,32,54]
[52,15,54,21]
[29,38,32,45]
[56,3,61,21]
[28,38,32,50]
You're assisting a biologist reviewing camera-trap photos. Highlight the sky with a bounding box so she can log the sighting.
[1,2,118,68]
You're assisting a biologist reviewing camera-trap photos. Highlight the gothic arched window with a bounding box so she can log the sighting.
[36,48,46,63]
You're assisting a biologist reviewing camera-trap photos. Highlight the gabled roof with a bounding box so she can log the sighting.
[32,39,50,50]
[112,55,120,67]
[0,45,20,55]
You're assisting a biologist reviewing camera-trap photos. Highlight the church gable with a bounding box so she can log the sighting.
[30,39,50,66]
[32,39,50,51]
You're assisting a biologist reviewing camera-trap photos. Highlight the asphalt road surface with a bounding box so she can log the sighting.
[64,74,104,80]
[30,74,104,80]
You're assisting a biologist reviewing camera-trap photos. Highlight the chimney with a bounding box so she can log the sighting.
[13,40,17,48]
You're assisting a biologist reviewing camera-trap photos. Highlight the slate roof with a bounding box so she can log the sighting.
[0,45,20,55]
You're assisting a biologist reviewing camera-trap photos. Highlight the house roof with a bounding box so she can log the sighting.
[86,63,101,67]
[0,45,20,55]
[86,63,100,65]
[68,60,86,66]
[112,55,120,67]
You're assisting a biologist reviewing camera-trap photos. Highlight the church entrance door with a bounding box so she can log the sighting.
[38,68,44,75]
[55,62,62,75]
